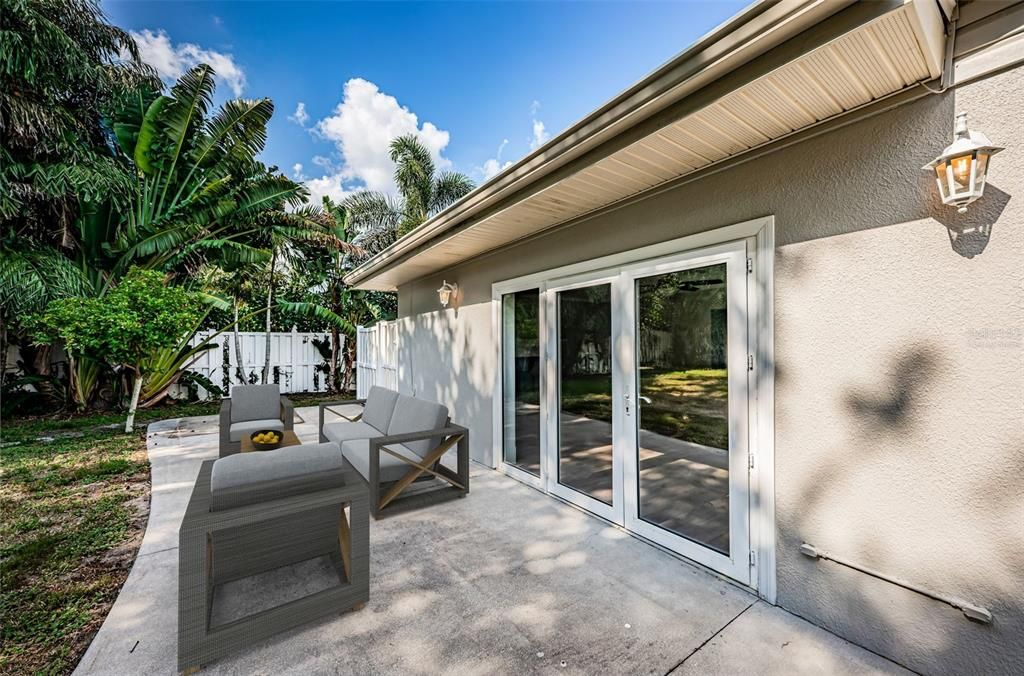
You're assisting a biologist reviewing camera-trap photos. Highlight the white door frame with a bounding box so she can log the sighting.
[490,215,775,601]
[619,239,751,585]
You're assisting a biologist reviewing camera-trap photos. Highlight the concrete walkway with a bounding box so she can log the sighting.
[74,407,909,675]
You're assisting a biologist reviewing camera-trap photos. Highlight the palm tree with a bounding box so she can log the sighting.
[105,65,315,281]
[344,134,474,253]
[0,0,158,245]
[0,0,156,396]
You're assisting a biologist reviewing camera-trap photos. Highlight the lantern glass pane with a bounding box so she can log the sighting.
[935,161,951,201]
[950,152,974,197]
[974,152,990,192]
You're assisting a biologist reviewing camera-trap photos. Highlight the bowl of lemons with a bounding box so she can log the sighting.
[250,430,283,451]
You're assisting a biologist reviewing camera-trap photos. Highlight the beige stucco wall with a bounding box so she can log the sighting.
[394,63,1023,674]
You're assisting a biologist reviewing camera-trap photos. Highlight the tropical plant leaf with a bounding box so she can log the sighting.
[134,95,170,175]
[275,300,355,332]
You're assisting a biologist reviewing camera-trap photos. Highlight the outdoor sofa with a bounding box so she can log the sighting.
[178,442,369,673]
[319,386,469,518]
[219,384,294,457]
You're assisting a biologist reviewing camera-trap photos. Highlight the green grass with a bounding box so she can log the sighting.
[0,425,149,676]
[556,368,729,448]
[0,392,342,675]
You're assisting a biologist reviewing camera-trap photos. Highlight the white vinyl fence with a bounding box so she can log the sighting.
[355,321,398,399]
[181,328,338,399]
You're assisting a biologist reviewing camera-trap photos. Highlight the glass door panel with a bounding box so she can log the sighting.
[501,289,542,477]
[556,284,614,505]
[635,263,730,554]
[622,240,750,585]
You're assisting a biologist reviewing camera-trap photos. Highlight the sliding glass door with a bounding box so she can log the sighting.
[497,238,754,585]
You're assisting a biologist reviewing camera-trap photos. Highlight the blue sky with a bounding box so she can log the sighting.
[104,1,748,203]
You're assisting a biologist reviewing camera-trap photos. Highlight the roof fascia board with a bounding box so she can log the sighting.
[346,0,915,288]
[345,0,853,287]
[365,82,934,292]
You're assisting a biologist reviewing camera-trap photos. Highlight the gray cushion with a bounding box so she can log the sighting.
[362,386,399,431]
[210,442,344,511]
[230,384,281,423]
[322,420,384,444]
[229,418,284,442]
[341,438,419,483]
[387,395,449,459]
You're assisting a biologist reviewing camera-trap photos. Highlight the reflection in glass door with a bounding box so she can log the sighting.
[623,241,750,584]
[556,284,614,505]
[501,289,541,477]
[498,238,755,585]
[634,263,731,553]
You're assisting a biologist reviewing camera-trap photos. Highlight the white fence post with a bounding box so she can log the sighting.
[355,320,398,398]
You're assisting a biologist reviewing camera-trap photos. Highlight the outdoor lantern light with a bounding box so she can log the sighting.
[437,280,458,307]
[924,112,1003,213]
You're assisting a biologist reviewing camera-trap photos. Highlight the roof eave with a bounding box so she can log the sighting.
[344,0,882,290]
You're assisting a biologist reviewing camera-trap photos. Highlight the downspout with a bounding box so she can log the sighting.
[920,2,959,94]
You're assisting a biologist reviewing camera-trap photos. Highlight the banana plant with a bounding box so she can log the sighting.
[102,64,320,284]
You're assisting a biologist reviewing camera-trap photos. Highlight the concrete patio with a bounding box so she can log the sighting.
[74,406,909,675]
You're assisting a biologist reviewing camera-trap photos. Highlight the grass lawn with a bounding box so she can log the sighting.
[0,392,340,675]
[556,368,728,448]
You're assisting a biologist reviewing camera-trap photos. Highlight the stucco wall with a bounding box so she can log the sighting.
[395,64,1024,674]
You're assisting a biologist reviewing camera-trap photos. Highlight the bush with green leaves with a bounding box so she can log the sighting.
[36,268,203,430]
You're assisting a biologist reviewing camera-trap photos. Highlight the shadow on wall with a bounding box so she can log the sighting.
[400,306,492,466]
[929,184,1011,259]
[781,341,1024,671]
[843,349,939,430]
[775,79,1022,672]
[782,89,1013,264]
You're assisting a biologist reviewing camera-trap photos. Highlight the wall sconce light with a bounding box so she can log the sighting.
[923,112,1003,213]
[437,280,458,308]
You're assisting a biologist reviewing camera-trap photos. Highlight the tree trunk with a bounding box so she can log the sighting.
[330,282,340,392]
[262,247,277,384]
[342,336,356,392]
[0,319,8,391]
[124,368,143,433]
[233,301,246,384]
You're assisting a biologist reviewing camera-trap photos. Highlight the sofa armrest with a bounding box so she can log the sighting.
[369,425,467,448]
[280,396,294,430]
[318,399,365,436]
[220,399,231,440]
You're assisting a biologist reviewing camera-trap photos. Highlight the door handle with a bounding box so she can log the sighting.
[638,395,653,405]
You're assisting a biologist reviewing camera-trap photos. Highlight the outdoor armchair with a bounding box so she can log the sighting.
[178,442,369,673]
[319,387,469,518]
[219,384,294,457]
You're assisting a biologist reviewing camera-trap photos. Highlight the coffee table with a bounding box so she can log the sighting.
[239,429,303,453]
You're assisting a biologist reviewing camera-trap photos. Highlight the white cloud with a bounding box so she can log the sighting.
[299,78,454,204]
[304,174,351,206]
[530,119,550,150]
[291,163,304,179]
[529,100,551,151]
[130,29,246,96]
[312,155,336,171]
[312,78,452,196]
[288,102,309,126]
[478,138,512,181]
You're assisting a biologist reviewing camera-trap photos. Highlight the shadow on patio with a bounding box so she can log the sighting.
[73,407,907,676]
